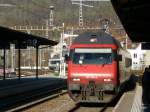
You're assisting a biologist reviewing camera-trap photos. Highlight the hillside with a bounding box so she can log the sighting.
[0,0,121,27]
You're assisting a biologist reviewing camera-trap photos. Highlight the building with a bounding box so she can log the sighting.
[144,50,150,68]
[128,44,146,70]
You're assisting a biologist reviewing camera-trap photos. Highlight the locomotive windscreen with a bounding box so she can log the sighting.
[72,48,112,65]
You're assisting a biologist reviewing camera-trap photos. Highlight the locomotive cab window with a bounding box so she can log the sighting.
[72,48,113,65]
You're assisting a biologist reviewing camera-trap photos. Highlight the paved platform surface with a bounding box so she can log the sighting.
[113,88,136,112]
[114,85,150,112]
[131,85,150,112]
[130,85,142,112]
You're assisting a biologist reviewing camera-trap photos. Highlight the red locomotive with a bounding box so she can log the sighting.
[66,32,132,103]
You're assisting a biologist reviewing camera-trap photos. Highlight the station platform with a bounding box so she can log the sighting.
[130,85,143,112]
[0,75,67,98]
[114,84,150,112]
[131,85,150,112]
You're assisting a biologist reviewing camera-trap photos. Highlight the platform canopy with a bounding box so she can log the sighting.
[111,0,150,42]
[0,26,58,80]
[0,26,58,49]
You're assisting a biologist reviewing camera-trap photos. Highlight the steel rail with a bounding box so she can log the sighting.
[0,84,67,111]
[9,89,67,112]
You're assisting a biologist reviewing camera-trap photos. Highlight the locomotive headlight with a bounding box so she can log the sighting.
[104,78,112,82]
[72,77,80,81]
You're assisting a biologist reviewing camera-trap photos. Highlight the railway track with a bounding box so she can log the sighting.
[0,82,67,112]
[23,90,123,112]
[69,104,114,112]
[9,88,67,112]
[2,75,136,112]
[67,93,122,112]
[18,82,137,112]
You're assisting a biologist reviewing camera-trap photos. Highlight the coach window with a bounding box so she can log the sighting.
[113,50,117,61]
[125,58,132,67]
[134,53,137,58]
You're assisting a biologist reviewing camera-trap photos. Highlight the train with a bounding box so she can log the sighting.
[66,31,132,103]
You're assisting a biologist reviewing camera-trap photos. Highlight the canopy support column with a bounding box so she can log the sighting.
[36,45,39,79]
[18,47,21,80]
[3,47,6,80]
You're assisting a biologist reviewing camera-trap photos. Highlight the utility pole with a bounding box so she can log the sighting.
[49,6,54,27]
[46,20,49,39]
[71,0,110,27]
[70,27,74,46]
[79,0,83,27]
[59,23,65,77]
[71,0,93,27]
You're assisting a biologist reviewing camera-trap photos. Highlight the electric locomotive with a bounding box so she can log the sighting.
[66,31,132,103]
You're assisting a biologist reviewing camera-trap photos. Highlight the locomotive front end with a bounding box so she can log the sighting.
[67,47,118,102]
